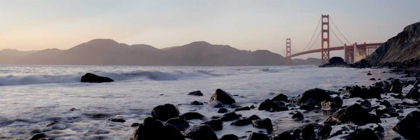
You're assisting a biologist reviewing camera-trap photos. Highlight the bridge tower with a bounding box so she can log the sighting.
[321,15,330,64]
[285,38,292,65]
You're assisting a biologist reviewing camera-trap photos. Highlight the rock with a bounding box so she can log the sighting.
[271,93,288,102]
[295,88,336,110]
[272,132,294,140]
[252,118,273,131]
[131,123,140,127]
[257,99,288,112]
[220,134,239,140]
[190,101,204,105]
[165,118,190,131]
[321,96,343,110]
[351,59,371,68]
[130,117,185,140]
[188,90,203,96]
[319,57,348,67]
[393,111,420,139]
[344,129,380,140]
[324,104,381,125]
[292,129,301,138]
[180,112,204,120]
[184,124,218,140]
[234,106,250,111]
[209,89,236,105]
[221,112,242,121]
[292,112,304,121]
[81,73,114,83]
[317,125,332,139]
[360,100,371,108]
[370,78,376,81]
[203,119,223,131]
[367,72,372,75]
[247,115,261,120]
[300,124,315,139]
[151,104,180,121]
[380,100,392,107]
[109,117,125,123]
[218,108,228,113]
[406,85,420,99]
[231,118,252,126]
[390,79,403,93]
[346,85,382,99]
[248,133,269,140]
[29,133,47,140]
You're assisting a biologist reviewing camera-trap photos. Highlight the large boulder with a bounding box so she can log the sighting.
[345,85,382,99]
[271,93,288,102]
[81,73,114,83]
[321,96,343,110]
[393,111,420,139]
[203,119,223,131]
[209,89,236,105]
[257,99,288,112]
[130,117,185,140]
[184,124,218,140]
[252,118,273,131]
[294,88,336,110]
[406,83,420,99]
[319,57,348,67]
[324,104,381,125]
[151,104,180,121]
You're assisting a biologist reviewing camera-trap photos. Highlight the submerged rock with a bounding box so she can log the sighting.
[217,108,228,113]
[324,104,381,125]
[393,111,420,139]
[209,89,236,105]
[130,117,185,140]
[230,118,252,126]
[188,90,204,96]
[184,124,218,140]
[81,73,114,83]
[151,104,180,121]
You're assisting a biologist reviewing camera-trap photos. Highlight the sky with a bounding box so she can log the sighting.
[0,0,419,59]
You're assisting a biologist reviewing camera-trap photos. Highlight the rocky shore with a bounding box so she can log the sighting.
[28,67,416,140]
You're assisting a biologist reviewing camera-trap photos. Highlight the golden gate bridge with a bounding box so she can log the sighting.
[283,15,383,65]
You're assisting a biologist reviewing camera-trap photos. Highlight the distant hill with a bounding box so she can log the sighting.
[366,21,420,65]
[0,39,319,66]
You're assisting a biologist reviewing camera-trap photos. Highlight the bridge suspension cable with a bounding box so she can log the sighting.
[330,17,351,44]
[306,30,321,51]
[301,17,322,52]
[331,28,346,45]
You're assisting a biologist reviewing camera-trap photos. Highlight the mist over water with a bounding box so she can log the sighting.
[0,65,392,139]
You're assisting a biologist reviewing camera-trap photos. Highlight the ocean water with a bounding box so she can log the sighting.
[0,65,393,139]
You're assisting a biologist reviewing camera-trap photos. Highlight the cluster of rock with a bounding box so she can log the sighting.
[319,57,348,67]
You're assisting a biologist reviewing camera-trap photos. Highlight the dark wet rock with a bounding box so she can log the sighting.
[272,132,294,140]
[271,93,288,102]
[247,115,260,120]
[29,133,47,140]
[151,104,180,121]
[292,129,301,138]
[390,79,403,93]
[343,129,380,140]
[221,112,242,121]
[234,106,250,111]
[203,119,223,131]
[295,88,337,110]
[191,101,204,105]
[324,104,381,125]
[376,107,399,118]
[131,123,140,127]
[317,125,332,140]
[165,118,190,131]
[406,85,420,99]
[248,133,269,140]
[252,118,273,131]
[81,73,114,83]
[180,112,205,120]
[130,117,185,140]
[292,112,304,121]
[209,89,236,105]
[218,108,228,113]
[367,71,372,75]
[393,111,420,139]
[347,85,382,99]
[380,100,392,107]
[300,124,315,139]
[214,103,224,108]
[220,134,239,140]
[109,117,125,123]
[257,99,288,112]
[188,90,203,96]
[370,78,376,81]
[351,59,371,68]
[321,96,343,110]
[231,118,252,126]
[184,124,218,140]
[319,57,348,67]
[360,100,372,108]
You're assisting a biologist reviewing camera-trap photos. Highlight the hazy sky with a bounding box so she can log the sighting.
[1,0,419,59]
